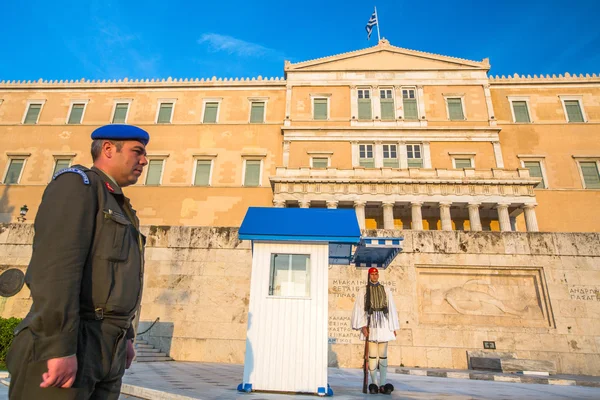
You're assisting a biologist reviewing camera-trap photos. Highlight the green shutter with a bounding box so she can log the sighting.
[512,101,530,123]
[53,159,71,176]
[580,162,600,188]
[524,161,545,188]
[358,99,372,120]
[24,104,41,124]
[447,98,464,120]
[383,158,399,168]
[112,103,129,123]
[5,160,24,184]
[359,158,374,168]
[194,160,212,186]
[313,99,328,120]
[565,100,584,122]
[407,158,423,168]
[145,160,163,185]
[68,104,85,124]
[403,99,418,120]
[250,102,265,123]
[203,102,219,123]
[157,103,173,123]
[454,158,472,169]
[312,158,328,168]
[244,160,261,186]
[380,99,395,120]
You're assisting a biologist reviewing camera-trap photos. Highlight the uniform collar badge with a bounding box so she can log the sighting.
[105,182,115,193]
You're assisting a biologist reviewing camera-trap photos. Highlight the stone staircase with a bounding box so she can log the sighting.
[134,339,173,362]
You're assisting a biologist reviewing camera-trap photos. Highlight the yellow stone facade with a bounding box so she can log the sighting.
[1,40,599,232]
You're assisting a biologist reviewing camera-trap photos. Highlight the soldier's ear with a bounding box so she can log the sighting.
[102,141,114,158]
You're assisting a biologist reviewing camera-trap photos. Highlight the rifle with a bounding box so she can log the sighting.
[362,315,371,394]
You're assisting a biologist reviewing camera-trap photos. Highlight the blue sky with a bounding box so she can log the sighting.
[1,0,599,81]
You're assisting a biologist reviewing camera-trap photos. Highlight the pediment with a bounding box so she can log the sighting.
[286,40,489,72]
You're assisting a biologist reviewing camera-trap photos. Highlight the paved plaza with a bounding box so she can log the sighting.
[1,362,599,399]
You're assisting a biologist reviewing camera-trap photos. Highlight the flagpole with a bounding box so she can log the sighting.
[374,6,381,42]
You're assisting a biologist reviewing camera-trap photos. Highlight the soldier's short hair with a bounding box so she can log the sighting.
[91,139,124,161]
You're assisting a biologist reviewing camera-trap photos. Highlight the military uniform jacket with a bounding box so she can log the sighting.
[16,165,145,362]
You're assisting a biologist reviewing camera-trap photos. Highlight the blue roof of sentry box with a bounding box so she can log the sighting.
[239,207,361,243]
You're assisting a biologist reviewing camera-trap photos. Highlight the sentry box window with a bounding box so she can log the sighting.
[269,254,311,297]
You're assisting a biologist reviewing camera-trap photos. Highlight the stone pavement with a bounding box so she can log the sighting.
[120,362,600,400]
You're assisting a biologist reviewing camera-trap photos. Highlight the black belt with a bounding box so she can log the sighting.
[80,308,133,326]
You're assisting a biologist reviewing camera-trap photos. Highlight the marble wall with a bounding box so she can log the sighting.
[1,224,599,375]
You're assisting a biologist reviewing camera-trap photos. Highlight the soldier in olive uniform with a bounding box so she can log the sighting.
[7,124,149,399]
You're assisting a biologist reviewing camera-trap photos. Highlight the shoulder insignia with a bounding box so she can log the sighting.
[105,182,115,193]
[52,168,90,185]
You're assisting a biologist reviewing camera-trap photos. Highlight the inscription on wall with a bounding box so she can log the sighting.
[569,286,600,301]
[331,279,398,299]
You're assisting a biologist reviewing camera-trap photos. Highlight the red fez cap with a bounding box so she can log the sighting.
[368,267,378,274]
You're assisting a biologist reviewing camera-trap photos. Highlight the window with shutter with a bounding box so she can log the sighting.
[580,161,600,189]
[312,157,328,168]
[454,158,473,169]
[512,101,530,123]
[358,89,372,120]
[359,144,374,168]
[250,102,265,123]
[523,161,545,188]
[53,159,71,176]
[4,159,25,184]
[402,89,418,120]
[565,100,584,122]
[383,144,398,167]
[244,160,261,186]
[380,89,395,120]
[407,144,423,168]
[68,104,85,124]
[203,102,219,123]
[313,98,328,120]
[112,103,129,123]
[157,103,174,123]
[194,160,212,186]
[447,98,465,120]
[145,160,164,185]
[24,104,42,124]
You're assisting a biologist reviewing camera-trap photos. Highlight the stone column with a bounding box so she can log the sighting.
[354,200,367,230]
[523,204,539,232]
[439,202,453,231]
[326,200,339,209]
[299,200,310,209]
[382,202,395,230]
[467,202,482,231]
[273,199,286,208]
[496,203,511,232]
[411,201,423,230]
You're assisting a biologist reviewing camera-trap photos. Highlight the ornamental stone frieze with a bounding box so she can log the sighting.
[270,167,540,199]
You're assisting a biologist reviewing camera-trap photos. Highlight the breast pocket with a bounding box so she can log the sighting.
[99,209,132,261]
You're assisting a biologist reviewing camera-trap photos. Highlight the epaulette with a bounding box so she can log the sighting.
[52,167,90,185]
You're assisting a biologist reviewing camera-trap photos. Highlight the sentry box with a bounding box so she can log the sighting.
[237,207,402,396]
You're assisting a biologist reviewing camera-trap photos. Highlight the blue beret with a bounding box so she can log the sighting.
[91,124,150,145]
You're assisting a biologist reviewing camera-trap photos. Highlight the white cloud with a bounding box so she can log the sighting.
[198,33,283,59]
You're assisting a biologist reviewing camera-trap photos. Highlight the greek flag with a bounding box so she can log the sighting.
[365,11,377,40]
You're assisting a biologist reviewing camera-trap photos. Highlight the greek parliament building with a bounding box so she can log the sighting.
[1,40,600,375]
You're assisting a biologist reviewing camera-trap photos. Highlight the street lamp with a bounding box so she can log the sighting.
[17,205,28,223]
